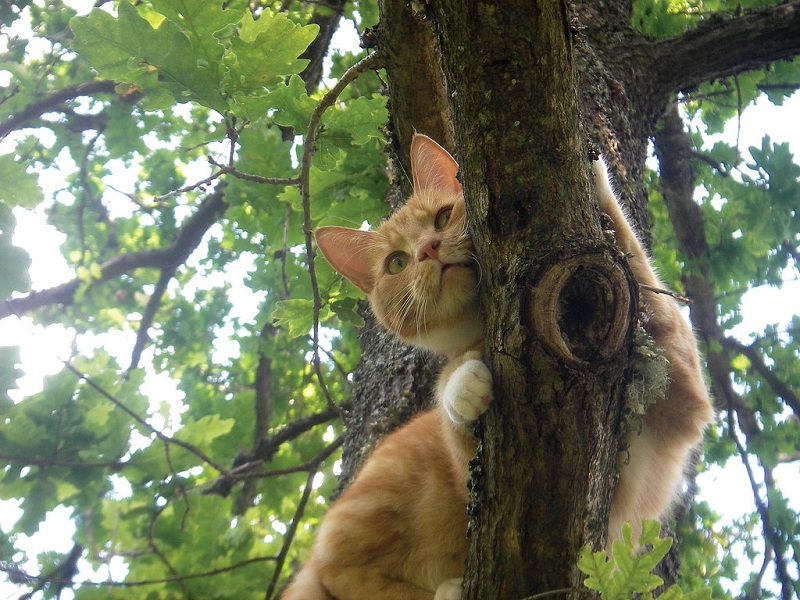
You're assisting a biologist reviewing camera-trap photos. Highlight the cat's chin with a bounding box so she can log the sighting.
[408,312,483,357]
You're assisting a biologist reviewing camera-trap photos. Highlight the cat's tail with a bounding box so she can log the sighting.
[279,566,331,600]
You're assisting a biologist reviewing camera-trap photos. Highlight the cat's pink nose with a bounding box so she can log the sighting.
[417,237,441,262]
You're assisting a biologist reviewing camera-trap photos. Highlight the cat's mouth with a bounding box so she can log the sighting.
[440,261,474,282]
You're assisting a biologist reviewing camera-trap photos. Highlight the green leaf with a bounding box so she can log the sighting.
[174,414,234,448]
[267,74,317,131]
[70,1,227,112]
[15,476,57,536]
[149,0,239,68]
[610,522,671,593]
[84,401,115,427]
[330,297,366,328]
[658,585,714,600]
[224,10,318,117]
[0,154,43,208]
[0,203,31,297]
[578,545,616,593]
[579,521,681,599]
[323,95,388,146]
[272,298,315,338]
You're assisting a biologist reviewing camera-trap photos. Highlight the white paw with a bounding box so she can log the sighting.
[442,359,493,426]
[434,578,463,600]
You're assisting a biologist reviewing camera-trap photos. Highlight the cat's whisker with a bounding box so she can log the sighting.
[469,252,484,289]
[415,296,429,340]
[390,286,417,337]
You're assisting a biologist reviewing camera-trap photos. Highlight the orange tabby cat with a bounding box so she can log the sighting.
[280,134,714,600]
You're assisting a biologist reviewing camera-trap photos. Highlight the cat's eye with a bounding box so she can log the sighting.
[386,251,409,275]
[435,207,453,230]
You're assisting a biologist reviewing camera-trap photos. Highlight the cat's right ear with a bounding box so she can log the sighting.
[315,226,377,294]
[410,133,462,195]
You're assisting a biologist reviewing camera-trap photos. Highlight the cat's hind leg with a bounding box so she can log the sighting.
[321,567,440,600]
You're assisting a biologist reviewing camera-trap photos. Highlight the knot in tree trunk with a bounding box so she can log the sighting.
[530,250,636,366]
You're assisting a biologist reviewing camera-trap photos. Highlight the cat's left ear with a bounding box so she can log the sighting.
[315,226,377,294]
[410,133,462,195]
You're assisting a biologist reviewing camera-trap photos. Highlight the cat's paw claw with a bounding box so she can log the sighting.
[434,578,463,600]
[442,359,493,426]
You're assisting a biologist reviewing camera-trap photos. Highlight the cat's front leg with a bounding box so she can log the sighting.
[439,350,493,426]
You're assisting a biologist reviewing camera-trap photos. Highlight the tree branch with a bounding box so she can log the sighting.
[0,80,120,140]
[298,0,349,93]
[234,324,277,515]
[128,266,174,372]
[1,555,278,590]
[0,451,125,470]
[145,502,189,596]
[18,544,83,600]
[651,1,800,97]
[205,404,341,496]
[721,336,800,416]
[228,437,345,484]
[726,410,794,600]
[0,186,227,321]
[654,103,796,600]
[378,0,456,169]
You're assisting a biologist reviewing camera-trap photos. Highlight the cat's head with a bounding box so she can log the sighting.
[315,133,482,356]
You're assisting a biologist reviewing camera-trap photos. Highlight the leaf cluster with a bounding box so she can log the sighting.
[579,521,712,599]
[1,0,387,597]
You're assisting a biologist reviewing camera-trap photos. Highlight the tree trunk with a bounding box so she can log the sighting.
[427,2,634,597]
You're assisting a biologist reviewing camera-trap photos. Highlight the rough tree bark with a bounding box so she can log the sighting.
[428,2,633,597]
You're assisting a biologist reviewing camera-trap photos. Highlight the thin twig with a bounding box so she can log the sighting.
[162,440,192,530]
[726,406,793,600]
[721,335,800,415]
[298,51,384,415]
[518,589,593,600]
[208,159,300,186]
[211,436,345,487]
[150,170,226,203]
[0,451,125,470]
[111,162,296,208]
[204,404,341,496]
[751,543,774,600]
[63,361,229,475]
[280,203,292,299]
[146,502,189,596]
[75,133,105,265]
[1,556,277,589]
[734,74,743,162]
[639,283,692,304]
[688,148,731,176]
[264,436,344,600]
